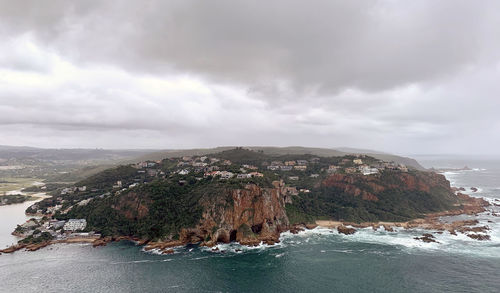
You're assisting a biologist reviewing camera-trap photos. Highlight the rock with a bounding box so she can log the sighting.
[289,225,305,234]
[337,225,356,235]
[162,249,174,254]
[470,187,478,192]
[458,187,466,191]
[414,233,438,243]
[382,224,394,232]
[458,226,489,234]
[305,223,318,230]
[467,234,490,241]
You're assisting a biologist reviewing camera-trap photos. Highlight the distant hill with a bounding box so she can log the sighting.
[0,145,157,163]
[132,146,425,170]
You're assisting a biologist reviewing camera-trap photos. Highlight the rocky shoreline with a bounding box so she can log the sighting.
[1,191,493,255]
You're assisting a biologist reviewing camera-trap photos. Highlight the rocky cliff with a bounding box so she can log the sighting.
[180,181,290,246]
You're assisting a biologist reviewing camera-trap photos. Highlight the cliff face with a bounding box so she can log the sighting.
[179,182,289,246]
[321,171,455,202]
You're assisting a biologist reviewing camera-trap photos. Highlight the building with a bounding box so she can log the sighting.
[310,174,320,178]
[328,165,338,173]
[360,166,379,175]
[219,171,234,179]
[288,176,299,181]
[237,174,252,179]
[294,165,307,171]
[63,219,87,231]
[353,159,363,165]
[284,161,296,166]
[242,164,258,170]
[267,165,280,171]
[50,220,66,230]
[280,166,293,171]
[296,160,308,166]
[178,169,190,175]
[249,172,264,177]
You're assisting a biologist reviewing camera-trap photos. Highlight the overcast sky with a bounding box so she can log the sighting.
[0,0,499,155]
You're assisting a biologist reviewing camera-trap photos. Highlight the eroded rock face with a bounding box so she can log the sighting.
[321,172,455,203]
[180,182,290,247]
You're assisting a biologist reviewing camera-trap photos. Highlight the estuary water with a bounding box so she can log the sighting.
[0,157,499,292]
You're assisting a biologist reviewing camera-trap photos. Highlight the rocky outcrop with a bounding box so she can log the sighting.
[161,181,290,249]
[337,225,356,235]
[321,171,455,203]
[414,233,438,243]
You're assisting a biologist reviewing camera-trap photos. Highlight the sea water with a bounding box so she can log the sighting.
[0,157,499,292]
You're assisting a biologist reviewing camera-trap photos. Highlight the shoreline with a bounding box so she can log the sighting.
[1,192,493,255]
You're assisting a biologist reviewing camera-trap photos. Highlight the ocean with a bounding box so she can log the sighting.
[1,156,499,293]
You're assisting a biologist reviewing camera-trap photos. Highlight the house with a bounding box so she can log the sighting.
[280,166,293,171]
[299,188,311,193]
[129,183,139,189]
[310,174,320,178]
[242,164,258,170]
[294,165,307,171]
[237,174,252,179]
[61,187,75,195]
[360,166,379,175]
[178,169,190,175]
[219,171,234,179]
[328,165,338,173]
[50,220,66,230]
[284,161,296,166]
[353,159,363,165]
[200,156,208,162]
[345,167,358,174]
[78,198,92,206]
[267,165,280,171]
[249,172,264,177]
[113,181,123,188]
[288,176,299,181]
[296,160,308,166]
[63,219,87,231]
[271,161,284,166]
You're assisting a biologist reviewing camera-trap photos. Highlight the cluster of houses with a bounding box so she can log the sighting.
[61,186,87,195]
[327,158,409,176]
[16,218,92,241]
[266,159,311,171]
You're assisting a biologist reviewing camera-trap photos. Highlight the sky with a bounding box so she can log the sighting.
[0,0,499,155]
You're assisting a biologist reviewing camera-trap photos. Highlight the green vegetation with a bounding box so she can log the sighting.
[25,147,456,241]
[0,193,38,206]
[19,231,53,244]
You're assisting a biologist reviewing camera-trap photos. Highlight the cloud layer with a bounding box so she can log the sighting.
[0,0,499,154]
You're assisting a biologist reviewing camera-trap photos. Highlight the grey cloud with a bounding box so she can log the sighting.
[0,1,500,155]
[2,0,499,95]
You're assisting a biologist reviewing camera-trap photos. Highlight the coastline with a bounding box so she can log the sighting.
[1,192,492,255]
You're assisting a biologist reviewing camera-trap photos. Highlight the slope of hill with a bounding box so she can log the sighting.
[24,148,459,249]
[132,146,425,170]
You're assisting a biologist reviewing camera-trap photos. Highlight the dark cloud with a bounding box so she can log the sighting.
[2,0,499,93]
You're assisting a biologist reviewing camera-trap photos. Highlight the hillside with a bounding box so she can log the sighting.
[21,148,462,248]
[131,146,425,170]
